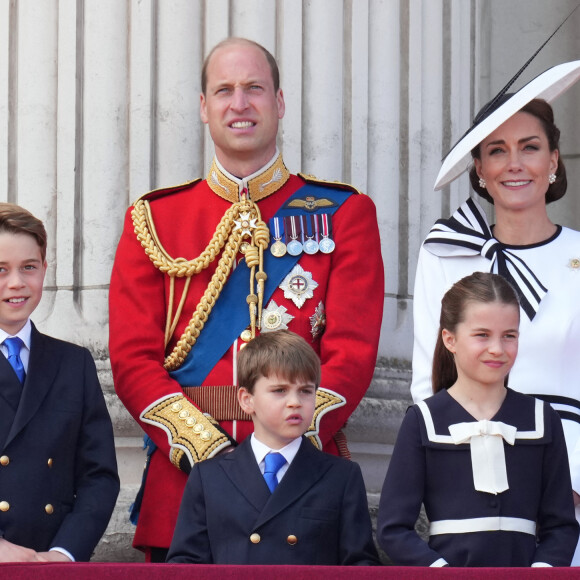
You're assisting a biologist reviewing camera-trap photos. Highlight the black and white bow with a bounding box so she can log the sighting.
[424,198,547,320]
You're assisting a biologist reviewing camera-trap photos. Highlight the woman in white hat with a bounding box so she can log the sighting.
[411,60,580,565]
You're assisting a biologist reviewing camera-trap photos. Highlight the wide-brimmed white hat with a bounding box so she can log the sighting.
[434,60,580,191]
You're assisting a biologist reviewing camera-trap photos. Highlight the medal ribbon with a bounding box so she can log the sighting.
[321,213,332,239]
[270,217,284,240]
[290,216,301,241]
[305,214,314,240]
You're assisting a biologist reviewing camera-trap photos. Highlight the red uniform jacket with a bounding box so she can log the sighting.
[109,158,384,549]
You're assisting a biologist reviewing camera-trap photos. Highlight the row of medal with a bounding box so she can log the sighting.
[269,214,336,257]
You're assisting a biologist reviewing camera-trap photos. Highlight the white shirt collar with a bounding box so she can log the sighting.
[0,318,32,350]
[250,433,302,473]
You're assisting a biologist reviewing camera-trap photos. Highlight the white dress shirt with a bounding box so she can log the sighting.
[250,434,302,485]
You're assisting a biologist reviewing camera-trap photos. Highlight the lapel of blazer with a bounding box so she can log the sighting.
[220,438,272,512]
[0,353,23,411]
[0,355,22,448]
[253,437,332,530]
[5,325,60,446]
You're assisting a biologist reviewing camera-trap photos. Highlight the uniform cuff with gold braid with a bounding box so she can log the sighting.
[140,393,232,471]
[304,388,347,450]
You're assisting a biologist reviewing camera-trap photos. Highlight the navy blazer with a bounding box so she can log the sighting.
[0,324,119,561]
[167,436,380,565]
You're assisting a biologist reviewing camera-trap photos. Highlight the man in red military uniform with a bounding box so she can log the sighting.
[109,37,384,561]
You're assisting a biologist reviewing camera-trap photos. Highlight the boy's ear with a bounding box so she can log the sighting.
[442,329,456,354]
[238,387,255,415]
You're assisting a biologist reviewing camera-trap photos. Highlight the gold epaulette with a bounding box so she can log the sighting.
[298,173,365,196]
[140,393,231,470]
[304,388,347,450]
[132,178,202,205]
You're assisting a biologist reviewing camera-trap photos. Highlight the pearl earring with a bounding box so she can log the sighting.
[548,173,556,185]
[478,178,486,189]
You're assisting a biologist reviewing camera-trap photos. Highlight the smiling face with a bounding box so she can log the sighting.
[200,41,285,177]
[0,232,46,335]
[474,111,558,215]
[238,373,316,449]
[442,300,519,391]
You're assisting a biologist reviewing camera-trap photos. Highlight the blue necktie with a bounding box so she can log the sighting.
[263,452,286,493]
[4,337,25,384]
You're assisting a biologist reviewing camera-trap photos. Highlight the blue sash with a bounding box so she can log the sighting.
[170,183,352,386]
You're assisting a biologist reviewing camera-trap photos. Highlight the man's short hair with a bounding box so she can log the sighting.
[0,203,47,262]
[201,37,280,95]
[237,330,321,394]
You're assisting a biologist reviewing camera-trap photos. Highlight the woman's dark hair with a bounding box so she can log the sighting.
[469,98,567,205]
[432,272,520,394]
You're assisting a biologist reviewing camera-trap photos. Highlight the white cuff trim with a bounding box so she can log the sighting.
[430,558,448,567]
[49,547,75,562]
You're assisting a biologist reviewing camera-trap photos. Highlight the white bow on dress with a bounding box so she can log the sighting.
[448,419,517,494]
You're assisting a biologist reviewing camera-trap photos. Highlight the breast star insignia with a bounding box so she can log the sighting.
[309,301,326,340]
[261,300,294,332]
[279,264,318,309]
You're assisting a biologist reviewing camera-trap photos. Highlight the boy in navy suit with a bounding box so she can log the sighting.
[167,330,380,565]
[0,203,119,562]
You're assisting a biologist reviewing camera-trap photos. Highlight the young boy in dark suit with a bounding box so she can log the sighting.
[0,203,119,562]
[167,330,380,565]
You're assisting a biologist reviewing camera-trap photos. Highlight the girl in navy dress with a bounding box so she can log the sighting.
[378,272,578,567]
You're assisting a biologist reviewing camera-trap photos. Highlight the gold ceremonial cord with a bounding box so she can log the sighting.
[132,197,270,371]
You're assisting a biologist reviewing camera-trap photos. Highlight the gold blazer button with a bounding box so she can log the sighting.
[249,533,261,544]
[45,504,54,515]
[0,501,10,512]
[47,458,53,468]
[0,456,9,466]
[286,535,298,545]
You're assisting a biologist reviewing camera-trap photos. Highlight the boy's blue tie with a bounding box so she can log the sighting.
[263,452,286,493]
[4,337,25,384]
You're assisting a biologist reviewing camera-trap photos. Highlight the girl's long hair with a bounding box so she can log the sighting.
[432,272,520,393]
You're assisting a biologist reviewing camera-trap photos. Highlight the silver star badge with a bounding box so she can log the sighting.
[234,212,257,237]
[261,300,294,332]
[279,264,318,309]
